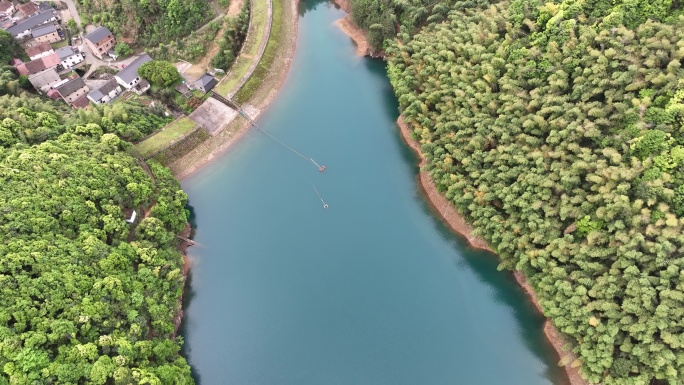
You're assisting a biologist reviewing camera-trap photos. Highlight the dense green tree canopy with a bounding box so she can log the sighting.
[114,42,133,58]
[346,0,684,382]
[211,2,250,71]
[0,31,27,97]
[0,76,192,383]
[0,29,25,64]
[350,0,496,49]
[138,61,181,87]
[76,0,211,47]
[0,66,21,97]
[0,137,191,384]
[0,94,171,143]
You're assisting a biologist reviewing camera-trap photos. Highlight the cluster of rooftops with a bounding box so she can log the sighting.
[3,5,60,39]
[3,2,218,109]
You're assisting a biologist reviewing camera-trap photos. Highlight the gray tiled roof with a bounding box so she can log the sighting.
[55,46,77,60]
[116,53,152,84]
[100,79,120,94]
[175,83,190,93]
[6,10,55,36]
[37,2,53,12]
[31,22,56,37]
[196,73,217,90]
[87,87,105,101]
[87,89,104,101]
[88,79,119,101]
[56,77,86,97]
[84,26,113,44]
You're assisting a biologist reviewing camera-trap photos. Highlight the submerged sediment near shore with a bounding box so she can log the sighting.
[332,0,384,58]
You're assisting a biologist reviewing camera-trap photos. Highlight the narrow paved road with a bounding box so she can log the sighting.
[32,0,81,26]
[31,0,109,77]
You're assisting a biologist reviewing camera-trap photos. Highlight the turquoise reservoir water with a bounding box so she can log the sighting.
[181,1,564,383]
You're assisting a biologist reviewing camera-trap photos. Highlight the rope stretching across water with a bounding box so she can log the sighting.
[311,184,329,209]
[237,108,322,170]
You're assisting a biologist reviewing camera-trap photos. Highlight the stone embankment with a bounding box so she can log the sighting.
[168,0,298,179]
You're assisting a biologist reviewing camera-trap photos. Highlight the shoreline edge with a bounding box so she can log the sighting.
[397,114,587,385]
[173,1,589,382]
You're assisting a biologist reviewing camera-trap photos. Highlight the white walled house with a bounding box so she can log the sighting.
[114,53,152,89]
[56,46,84,69]
[87,79,122,104]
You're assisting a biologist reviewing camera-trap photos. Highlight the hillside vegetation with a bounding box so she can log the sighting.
[0,38,194,382]
[0,30,29,97]
[351,0,684,383]
[76,0,211,46]
[211,1,250,71]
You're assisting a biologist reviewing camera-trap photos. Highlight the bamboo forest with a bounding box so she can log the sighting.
[0,90,193,382]
[347,0,684,382]
[2,0,684,381]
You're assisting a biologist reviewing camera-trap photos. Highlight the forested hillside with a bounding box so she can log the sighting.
[76,0,211,46]
[351,0,684,383]
[0,30,29,97]
[349,0,493,48]
[0,47,194,381]
[211,1,250,71]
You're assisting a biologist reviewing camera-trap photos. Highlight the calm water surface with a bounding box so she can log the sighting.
[181,1,563,383]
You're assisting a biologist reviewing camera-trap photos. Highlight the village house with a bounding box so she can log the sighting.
[114,53,152,90]
[15,52,60,76]
[28,67,60,93]
[55,46,83,69]
[0,0,15,18]
[6,10,58,39]
[195,73,217,93]
[16,2,39,19]
[55,77,89,104]
[87,79,122,104]
[1,18,14,29]
[175,82,191,97]
[31,23,61,43]
[133,79,150,95]
[25,42,54,60]
[71,96,90,109]
[48,77,71,91]
[84,26,116,60]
